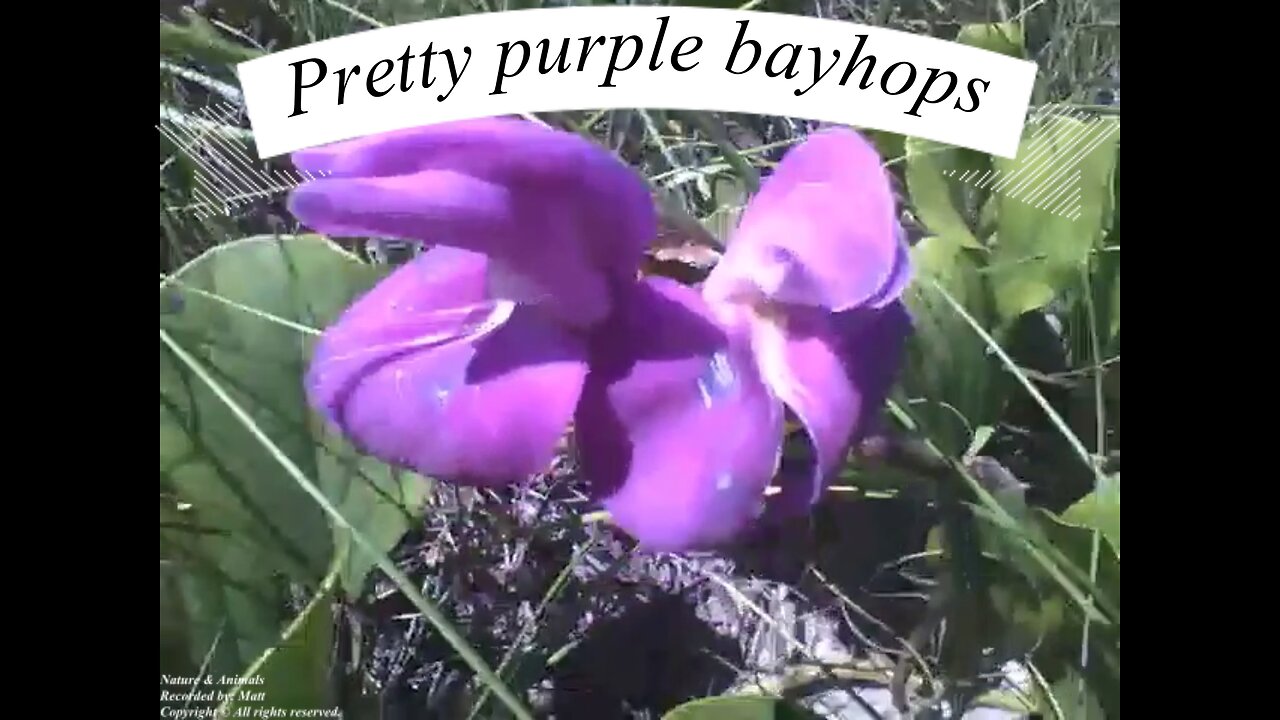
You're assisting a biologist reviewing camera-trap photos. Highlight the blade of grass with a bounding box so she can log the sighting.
[160,272,322,337]
[1026,660,1065,720]
[1076,260,1107,702]
[683,112,761,194]
[159,328,535,720]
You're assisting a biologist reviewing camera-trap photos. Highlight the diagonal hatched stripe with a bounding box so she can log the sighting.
[158,101,325,219]
[943,104,1118,221]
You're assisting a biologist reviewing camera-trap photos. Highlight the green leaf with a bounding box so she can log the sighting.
[1035,508,1119,619]
[905,137,991,249]
[1061,476,1120,556]
[160,546,197,675]
[161,395,302,677]
[316,429,432,600]
[663,695,826,720]
[989,578,1067,658]
[988,115,1120,320]
[215,565,339,718]
[900,236,1006,454]
[964,425,996,461]
[957,22,1027,58]
[160,235,384,677]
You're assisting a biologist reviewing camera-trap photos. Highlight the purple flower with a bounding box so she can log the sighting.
[288,118,911,552]
[697,129,914,524]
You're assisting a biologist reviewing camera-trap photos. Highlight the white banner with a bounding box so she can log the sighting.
[236,7,1038,159]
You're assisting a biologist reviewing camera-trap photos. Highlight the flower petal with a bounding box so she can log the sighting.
[288,170,612,326]
[290,118,656,275]
[865,226,914,309]
[307,246,587,484]
[755,300,913,516]
[703,128,902,312]
[575,277,785,551]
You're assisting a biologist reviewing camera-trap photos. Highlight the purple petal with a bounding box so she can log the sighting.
[758,300,914,517]
[575,277,785,551]
[290,118,656,277]
[289,170,511,243]
[288,170,611,326]
[865,226,914,309]
[307,246,586,484]
[703,128,904,312]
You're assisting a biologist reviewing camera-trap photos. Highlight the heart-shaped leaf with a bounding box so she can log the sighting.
[159,235,385,677]
[987,114,1120,321]
[904,137,991,249]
